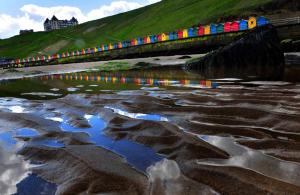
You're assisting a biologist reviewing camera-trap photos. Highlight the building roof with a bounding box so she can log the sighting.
[70,17,78,22]
[44,18,49,24]
[51,15,58,21]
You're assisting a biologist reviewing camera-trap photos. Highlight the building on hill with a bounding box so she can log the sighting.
[44,15,78,31]
[20,29,34,35]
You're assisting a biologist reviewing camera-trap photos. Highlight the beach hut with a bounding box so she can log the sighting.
[257,16,268,27]
[118,42,122,49]
[147,36,151,44]
[231,21,239,31]
[157,34,162,42]
[183,29,188,38]
[62,53,65,58]
[162,33,168,41]
[131,39,135,46]
[248,17,257,29]
[239,19,248,31]
[188,28,195,37]
[104,45,108,51]
[224,22,231,32]
[87,48,91,54]
[122,41,127,48]
[169,32,175,40]
[144,37,148,44]
[109,44,114,50]
[178,30,183,39]
[82,48,86,55]
[150,35,156,43]
[204,25,210,35]
[198,26,205,36]
[210,24,217,34]
[217,23,224,33]
[113,43,118,49]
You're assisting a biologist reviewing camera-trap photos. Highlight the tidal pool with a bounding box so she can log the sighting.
[0,67,300,194]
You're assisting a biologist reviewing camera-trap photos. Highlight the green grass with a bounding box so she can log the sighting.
[0,0,272,58]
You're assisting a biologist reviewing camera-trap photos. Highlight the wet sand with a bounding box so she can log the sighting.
[1,80,300,194]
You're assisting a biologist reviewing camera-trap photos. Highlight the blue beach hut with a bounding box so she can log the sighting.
[137,37,143,45]
[150,35,157,43]
[188,28,195,37]
[169,32,174,40]
[114,43,118,49]
[210,23,217,34]
[239,19,248,31]
[257,16,268,27]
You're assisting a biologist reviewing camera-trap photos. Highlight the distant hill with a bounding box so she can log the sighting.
[0,0,297,58]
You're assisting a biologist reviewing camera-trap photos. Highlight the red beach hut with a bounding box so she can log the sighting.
[224,22,231,32]
[178,30,183,39]
[157,34,162,42]
[231,21,239,32]
[198,26,205,36]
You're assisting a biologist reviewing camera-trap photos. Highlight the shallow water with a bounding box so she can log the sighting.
[1,67,300,194]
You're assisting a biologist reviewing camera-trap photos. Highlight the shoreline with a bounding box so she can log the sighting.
[0,54,204,81]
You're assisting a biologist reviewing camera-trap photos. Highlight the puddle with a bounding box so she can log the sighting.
[15,174,57,195]
[15,128,39,138]
[60,114,164,172]
[105,106,168,122]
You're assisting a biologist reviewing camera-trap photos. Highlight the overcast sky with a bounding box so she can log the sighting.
[0,0,161,39]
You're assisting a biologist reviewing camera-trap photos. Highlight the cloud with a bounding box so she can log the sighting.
[0,0,162,39]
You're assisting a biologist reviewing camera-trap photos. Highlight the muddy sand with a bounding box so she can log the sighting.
[1,80,300,194]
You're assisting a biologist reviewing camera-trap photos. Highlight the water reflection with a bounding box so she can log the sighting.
[105,106,169,122]
[198,135,300,186]
[60,114,164,172]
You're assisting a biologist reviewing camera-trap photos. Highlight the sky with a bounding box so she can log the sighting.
[0,0,161,39]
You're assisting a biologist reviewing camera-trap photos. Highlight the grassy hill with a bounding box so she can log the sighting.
[0,0,273,59]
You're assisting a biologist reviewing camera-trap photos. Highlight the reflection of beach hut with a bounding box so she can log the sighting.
[248,17,257,29]
[210,24,217,34]
[198,26,205,36]
[239,19,248,31]
[217,23,224,33]
[257,16,268,27]
[178,30,183,39]
[162,33,168,41]
[224,22,231,32]
[204,25,210,35]
[183,29,188,38]
[231,21,239,31]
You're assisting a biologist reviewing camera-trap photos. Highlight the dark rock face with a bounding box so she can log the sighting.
[185,24,285,79]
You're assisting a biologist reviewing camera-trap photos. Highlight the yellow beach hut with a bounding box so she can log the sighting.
[183,29,188,38]
[248,17,257,29]
[162,33,169,41]
[204,25,211,35]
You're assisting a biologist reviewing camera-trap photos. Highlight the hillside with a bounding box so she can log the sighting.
[0,0,281,58]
